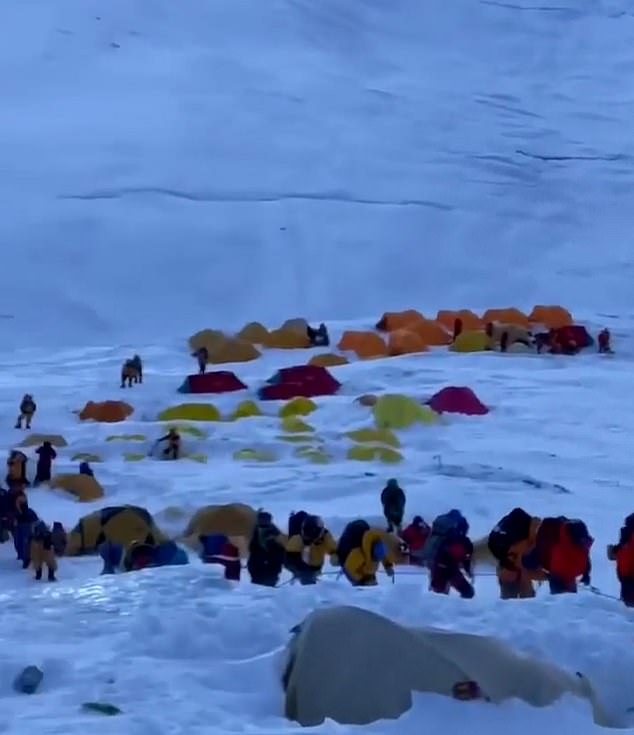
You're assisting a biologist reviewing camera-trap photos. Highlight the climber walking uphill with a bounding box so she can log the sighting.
[285,512,337,585]
[6,450,28,490]
[401,515,431,566]
[30,520,57,581]
[194,346,208,375]
[380,479,406,534]
[607,513,634,606]
[421,510,474,598]
[33,441,57,487]
[247,510,286,587]
[522,516,593,594]
[15,394,36,430]
[337,519,394,586]
[488,507,542,599]
[155,428,181,460]
[120,355,143,388]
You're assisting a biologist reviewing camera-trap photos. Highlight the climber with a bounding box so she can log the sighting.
[401,515,431,566]
[598,328,613,354]
[380,479,406,533]
[130,354,143,382]
[421,510,474,598]
[306,323,330,348]
[6,450,28,490]
[79,461,94,477]
[607,513,634,606]
[157,428,181,460]
[247,510,286,587]
[33,441,57,486]
[194,346,208,375]
[337,520,394,586]
[488,507,542,599]
[285,514,337,584]
[120,358,141,388]
[200,533,241,581]
[12,491,38,569]
[15,394,36,430]
[522,517,592,594]
[30,520,57,581]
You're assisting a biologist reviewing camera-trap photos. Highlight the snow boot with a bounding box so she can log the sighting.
[35,569,42,580]
[48,569,56,582]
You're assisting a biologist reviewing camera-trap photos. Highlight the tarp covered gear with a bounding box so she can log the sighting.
[449,330,491,353]
[528,305,573,329]
[158,403,221,422]
[282,606,614,728]
[177,371,247,394]
[308,353,349,368]
[263,328,311,349]
[436,309,484,332]
[373,394,440,430]
[258,365,341,401]
[337,331,388,359]
[552,325,593,350]
[67,505,167,555]
[481,307,530,327]
[79,401,133,423]
[346,446,403,463]
[427,386,489,416]
[50,473,105,502]
[387,330,429,356]
[200,533,241,580]
[182,503,256,557]
[20,433,67,448]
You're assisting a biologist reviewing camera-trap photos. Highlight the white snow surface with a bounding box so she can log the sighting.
[3,0,634,732]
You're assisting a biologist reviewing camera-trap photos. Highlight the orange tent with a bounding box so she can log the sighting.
[436,309,484,332]
[308,353,350,368]
[338,331,388,359]
[528,305,573,329]
[481,308,530,328]
[387,330,429,356]
[79,401,133,423]
[376,309,424,332]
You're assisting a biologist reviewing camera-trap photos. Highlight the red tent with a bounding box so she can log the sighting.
[427,386,489,416]
[178,371,247,395]
[258,365,341,400]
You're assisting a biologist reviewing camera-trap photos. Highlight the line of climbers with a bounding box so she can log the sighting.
[200,481,634,607]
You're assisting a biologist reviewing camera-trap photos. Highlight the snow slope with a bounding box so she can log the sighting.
[4,0,634,347]
[2,0,634,733]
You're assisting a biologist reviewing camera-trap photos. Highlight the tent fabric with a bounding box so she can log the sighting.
[188,329,226,355]
[529,305,573,329]
[482,307,530,327]
[50,474,105,502]
[346,428,401,447]
[376,312,451,346]
[158,403,221,422]
[436,309,484,332]
[278,397,318,417]
[553,324,593,349]
[229,400,263,420]
[177,371,247,394]
[79,401,133,423]
[376,309,425,332]
[263,329,310,349]
[20,433,68,448]
[387,330,429,356]
[67,505,167,555]
[337,331,388,359]
[450,330,491,353]
[308,353,349,368]
[280,317,309,334]
[373,395,440,429]
[236,321,270,343]
[209,338,261,364]
[283,606,614,728]
[258,365,341,401]
[182,503,257,557]
[427,386,489,416]
[355,393,378,407]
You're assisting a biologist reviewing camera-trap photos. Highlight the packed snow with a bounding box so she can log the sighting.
[3,0,634,733]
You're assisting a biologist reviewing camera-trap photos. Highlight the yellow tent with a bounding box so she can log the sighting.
[294,446,332,464]
[228,400,263,420]
[20,433,68,448]
[279,397,317,417]
[373,395,440,430]
[158,404,221,422]
[449,330,491,353]
[106,434,147,442]
[182,503,257,555]
[50,474,105,502]
[71,453,103,462]
[308,353,349,368]
[346,428,400,448]
[233,448,278,462]
[281,416,314,433]
[347,446,403,464]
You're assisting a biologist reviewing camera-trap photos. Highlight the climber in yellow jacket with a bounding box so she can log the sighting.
[340,523,394,586]
[285,514,338,585]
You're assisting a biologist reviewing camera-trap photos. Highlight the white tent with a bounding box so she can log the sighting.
[282,605,615,728]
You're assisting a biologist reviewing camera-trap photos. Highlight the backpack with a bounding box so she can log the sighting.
[420,510,468,565]
[487,507,532,564]
[288,511,309,539]
[565,519,592,548]
[336,520,370,567]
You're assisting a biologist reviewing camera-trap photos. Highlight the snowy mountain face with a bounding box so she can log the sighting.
[2,1,634,734]
[3,0,634,347]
